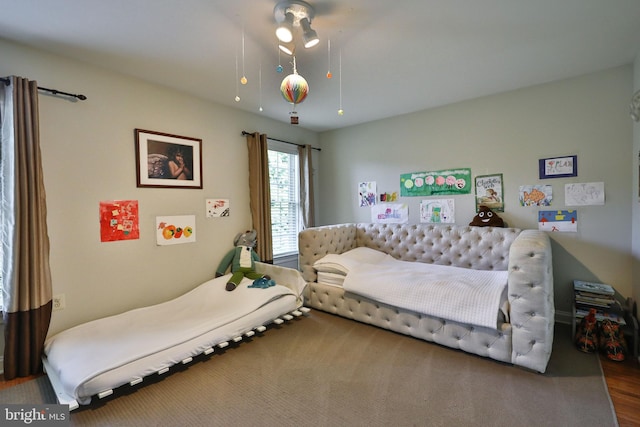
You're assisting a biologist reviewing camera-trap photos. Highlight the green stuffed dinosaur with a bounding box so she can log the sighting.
[215,229,269,291]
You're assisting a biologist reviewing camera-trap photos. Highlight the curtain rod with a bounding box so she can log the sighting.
[0,76,87,101]
[241,131,320,151]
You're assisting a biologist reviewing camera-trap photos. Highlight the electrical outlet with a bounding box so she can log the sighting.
[52,294,66,311]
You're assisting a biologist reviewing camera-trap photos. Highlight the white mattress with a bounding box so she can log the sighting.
[43,271,303,407]
[343,258,508,330]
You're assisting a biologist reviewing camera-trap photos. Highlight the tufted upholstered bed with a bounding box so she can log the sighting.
[298,223,554,373]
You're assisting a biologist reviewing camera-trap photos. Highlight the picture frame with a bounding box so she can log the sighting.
[135,129,202,189]
[474,174,504,212]
[539,155,577,179]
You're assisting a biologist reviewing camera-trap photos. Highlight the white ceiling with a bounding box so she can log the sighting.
[1,0,639,132]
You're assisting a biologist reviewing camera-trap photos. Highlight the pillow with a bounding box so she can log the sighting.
[313,247,392,275]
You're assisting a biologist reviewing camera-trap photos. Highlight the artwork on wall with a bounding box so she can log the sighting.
[156,215,196,245]
[519,185,553,206]
[539,155,577,179]
[474,174,503,212]
[371,203,408,224]
[400,168,471,197]
[379,192,398,202]
[206,199,230,218]
[538,210,577,232]
[135,128,203,189]
[565,182,605,206]
[99,200,140,242]
[358,181,377,207]
[420,199,455,223]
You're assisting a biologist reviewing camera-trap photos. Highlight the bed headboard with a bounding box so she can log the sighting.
[298,223,522,283]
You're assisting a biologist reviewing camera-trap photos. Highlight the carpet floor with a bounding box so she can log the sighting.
[0,310,617,427]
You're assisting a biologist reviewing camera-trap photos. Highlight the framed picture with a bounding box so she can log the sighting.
[135,129,202,189]
[474,174,504,212]
[539,155,577,179]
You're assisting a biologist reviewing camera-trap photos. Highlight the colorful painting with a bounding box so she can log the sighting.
[420,199,454,223]
[100,200,139,242]
[359,181,377,207]
[538,210,577,232]
[475,174,503,212]
[156,215,196,245]
[379,192,398,202]
[371,203,408,224]
[565,182,605,206]
[400,168,471,197]
[206,199,230,218]
[519,185,553,206]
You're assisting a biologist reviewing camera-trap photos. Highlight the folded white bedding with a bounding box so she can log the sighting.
[313,247,394,274]
[339,255,508,330]
[317,271,346,287]
[44,274,300,405]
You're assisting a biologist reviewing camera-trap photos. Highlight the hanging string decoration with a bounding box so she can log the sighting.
[259,61,263,112]
[240,26,248,85]
[326,39,332,79]
[276,44,284,73]
[234,49,240,102]
[338,48,344,115]
[280,56,309,124]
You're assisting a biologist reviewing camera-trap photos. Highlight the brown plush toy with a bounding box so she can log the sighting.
[469,205,505,227]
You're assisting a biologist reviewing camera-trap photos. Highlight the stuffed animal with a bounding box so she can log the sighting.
[215,229,269,291]
[469,205,505,227]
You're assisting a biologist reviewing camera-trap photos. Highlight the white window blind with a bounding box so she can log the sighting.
[268,140,300,257]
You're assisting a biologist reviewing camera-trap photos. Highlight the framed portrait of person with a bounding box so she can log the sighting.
[135,128,202,189]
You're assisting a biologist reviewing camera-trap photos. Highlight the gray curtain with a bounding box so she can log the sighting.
[245,132,273,263]
[1,76,53,379]
[297,144,315,229]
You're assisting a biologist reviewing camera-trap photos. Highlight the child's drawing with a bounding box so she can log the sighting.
[565,182,604,206]
[519,185,552,206]
[538,210,577,232]
[420,199,455,223]
[359,181,377,207]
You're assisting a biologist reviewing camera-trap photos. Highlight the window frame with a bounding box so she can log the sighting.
[267,139,301,259]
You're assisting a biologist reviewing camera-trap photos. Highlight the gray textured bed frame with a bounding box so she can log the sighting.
[298,223,554,373]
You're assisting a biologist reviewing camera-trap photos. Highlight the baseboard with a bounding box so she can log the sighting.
[555,310,573,325]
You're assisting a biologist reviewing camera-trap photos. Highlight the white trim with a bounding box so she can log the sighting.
[267,138,299,154]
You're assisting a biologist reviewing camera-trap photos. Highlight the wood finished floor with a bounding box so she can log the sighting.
[2,356,639,425]
[599,354,640,427]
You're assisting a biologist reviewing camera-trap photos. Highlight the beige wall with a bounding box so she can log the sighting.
[0,38,318,337]
[318,65,635,320]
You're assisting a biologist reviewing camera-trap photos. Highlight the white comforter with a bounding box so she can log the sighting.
[342,257,508,330]
[44,271,302,405]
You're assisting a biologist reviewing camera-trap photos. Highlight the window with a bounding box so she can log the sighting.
[268,140,300,258]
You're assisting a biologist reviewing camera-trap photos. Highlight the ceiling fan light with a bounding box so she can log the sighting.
[303,30,319,48]
[300,17,319,48]
[278,43,295,56]
[276,11,294,43]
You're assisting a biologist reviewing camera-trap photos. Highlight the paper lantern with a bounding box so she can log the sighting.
[280,73,309,107]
